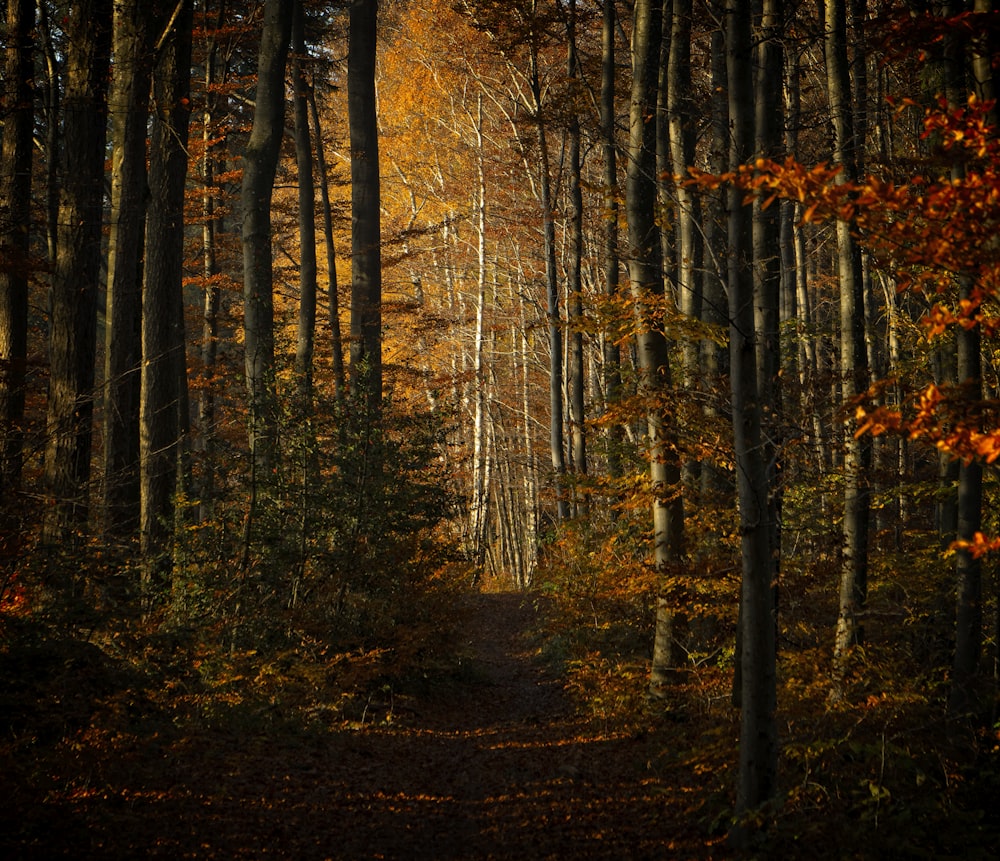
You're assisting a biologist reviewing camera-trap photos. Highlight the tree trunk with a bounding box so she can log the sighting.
[628,0,684,692]
[754,0,783,641]
[0,0,34,499]
[826,0,872,693]
[43,0,112,541]
[242,0,293,472]
[600,0,622,484]
[528,37,569,522]
[566,0,587,505]
[141,0,193,590]
[348,0,382,420]
[293,0,318,406]
[103,0,158,537]
[197,1,226,523]
[307,85,346,404]
[726,0,778,827]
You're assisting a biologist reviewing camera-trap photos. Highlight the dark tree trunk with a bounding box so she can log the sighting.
[627,0,684,692]
[0,0,34,498]
[348,0,382,420]
[242,0,293,471]
[43,0,112,540]
[293,0,318,406]
[141,0,193,589]
[103,0,158,537]
[725,0,778,828]
[599,0,622,482]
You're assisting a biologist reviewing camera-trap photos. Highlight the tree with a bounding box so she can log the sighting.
[626,0,684,691]
[140,0,194,587]
[242,0,293,472]
[42,0,112,540]
[348,0,382,418]
[725,0,778,826]
[0,0,34,499]
[292,0,318,405]
[825,0,872,694]
[103,0,159,537]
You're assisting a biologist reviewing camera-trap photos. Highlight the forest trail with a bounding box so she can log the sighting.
[8,591,712,859]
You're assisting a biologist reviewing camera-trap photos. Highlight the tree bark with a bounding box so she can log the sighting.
[725,0,778,827]
[141,0,193,589]
[600,0,622,483]
[0,0,34,499]
[566,0,587,504]
[826,0,872,693]
[307,85,346,404]
[43,0,112,540]
[628,0,684,692]
[103,0,158,537]
[348,0,382,420]
[293,0,318,405]
[242,0,293,471]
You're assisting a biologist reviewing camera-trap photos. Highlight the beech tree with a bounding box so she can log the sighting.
[242,0,293,471]
[42,0,112,540]
[140,0,193,586]
[0,0,33,499]
[348,0,382,417]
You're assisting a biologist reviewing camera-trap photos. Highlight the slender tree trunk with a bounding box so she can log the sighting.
[37,2,59,269]
[754,0,784,634]
[308,85,346,403]
[528,39,569,522]
[566,0,587,506]
[348,0,382,419]
[944,1,984,717]
[600,0,622,484]
[197,1,226,523]
[292,0,318,405]
[826,0,872,693]
[470,97,489,567]
[43,0,112,541]
[628,0,684,692]
[103,0,157,537]
[141,0,193,590]
[242,0,293,472]
[726,0,778,828]
[0,0,34,498]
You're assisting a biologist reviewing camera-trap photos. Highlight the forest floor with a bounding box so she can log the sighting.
[2,591,726,859]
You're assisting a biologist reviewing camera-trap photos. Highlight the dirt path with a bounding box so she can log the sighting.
[11,593,710,859]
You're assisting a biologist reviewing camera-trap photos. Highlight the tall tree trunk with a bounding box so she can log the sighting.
[669,0,702,483]
[292,0,318,406]
[37,1,60,269]
[0,0,34,499]
[348,0,382,420]
[103,0,157,537]
[754,0,783,638]
[141,0,193,590]
[600,0,622,483]
[42,0,112,541]
[197,0,226,523]
[726,0,778,828]
[566,0,587,506]
[242,0,293,472]
[628,0,684,693]
[307,85,346,403]
[945,0,984,717]
[469,96,489,567]
[528,34,569,522]
[826,0,872,693]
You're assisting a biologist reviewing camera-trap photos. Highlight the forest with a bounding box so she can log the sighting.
[1,0,1000,856]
